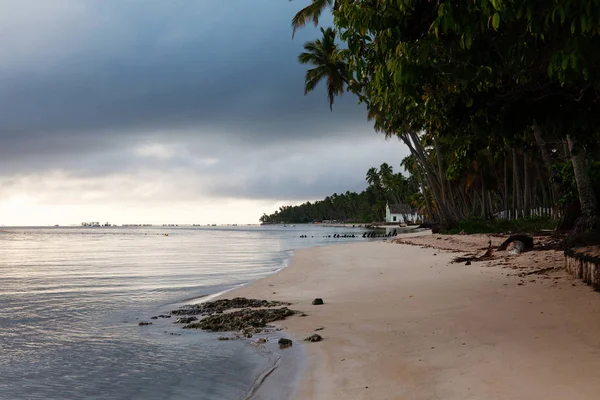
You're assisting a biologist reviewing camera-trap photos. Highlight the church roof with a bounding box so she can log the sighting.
[388,203,413,214]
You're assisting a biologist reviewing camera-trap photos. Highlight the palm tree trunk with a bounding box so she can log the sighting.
[415,167,433,221]
[433,137,446,203]
[535,163,549,211]
[480,170,486,218]
[512,153,517,220]
[523,153,530,217]
[403,132,458,226]
[532,122,558,204]
[504,155,509,218]
[512,148,523,218]
[567,134,597,228]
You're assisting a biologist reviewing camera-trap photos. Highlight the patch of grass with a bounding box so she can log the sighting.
[446,216,559,235]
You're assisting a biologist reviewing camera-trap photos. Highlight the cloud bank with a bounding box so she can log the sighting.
[0,0,409,225]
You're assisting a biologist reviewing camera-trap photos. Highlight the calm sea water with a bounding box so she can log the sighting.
[0,225,375,400]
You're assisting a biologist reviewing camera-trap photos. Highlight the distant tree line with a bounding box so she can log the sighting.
[259,163,419,224]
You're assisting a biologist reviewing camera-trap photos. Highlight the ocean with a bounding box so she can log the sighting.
[0,225,378,400]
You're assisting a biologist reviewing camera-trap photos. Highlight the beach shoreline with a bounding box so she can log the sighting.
[221,233,600,399]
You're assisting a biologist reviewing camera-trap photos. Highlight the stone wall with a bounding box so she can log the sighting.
[565,247,600,291]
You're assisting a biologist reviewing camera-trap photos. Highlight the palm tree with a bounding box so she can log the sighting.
[291,0,338,38]
[567,135,598,230]
[378,163,394,189]
[298,27,348,110]
[366,167,380,187]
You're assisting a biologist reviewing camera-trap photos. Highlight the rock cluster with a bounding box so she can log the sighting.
[171,297,292,316]
[183,307,296,332]
[278,338,293,348]
[150,314,171,320]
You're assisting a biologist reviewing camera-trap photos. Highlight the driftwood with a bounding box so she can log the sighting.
[453,240,494,263]
[498,235,534,251]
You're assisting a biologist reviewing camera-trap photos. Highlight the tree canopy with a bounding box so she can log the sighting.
[291,0,600,231]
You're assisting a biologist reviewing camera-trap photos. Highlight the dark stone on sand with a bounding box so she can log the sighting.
[312,298,324,305]
[304,334,322,342]
[278,338,293,348]
[158,314,171,318]
[138,321,152,326]
[315,327,324,331]
[465,261,471,266]
[171,297,292,316]
[183,307,296,332]
[150,316,158,319]
[175,316,198,324]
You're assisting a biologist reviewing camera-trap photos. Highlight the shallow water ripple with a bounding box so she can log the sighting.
[0,225,368,399]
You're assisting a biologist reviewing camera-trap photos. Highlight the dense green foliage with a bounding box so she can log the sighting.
[552,161,600,205]
[290,0,600,231]
[446,216,558,235]
[260,163,418,224]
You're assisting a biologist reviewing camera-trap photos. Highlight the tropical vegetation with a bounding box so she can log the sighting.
[288,0,600,233]
[259,163,419,224]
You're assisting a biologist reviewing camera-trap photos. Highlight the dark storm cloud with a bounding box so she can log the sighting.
[0,0,365,162]
[0,0,408,206]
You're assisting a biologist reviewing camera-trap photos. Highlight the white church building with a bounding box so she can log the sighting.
[385,203,417,224]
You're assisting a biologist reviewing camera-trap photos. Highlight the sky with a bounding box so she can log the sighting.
[0,0,409,226]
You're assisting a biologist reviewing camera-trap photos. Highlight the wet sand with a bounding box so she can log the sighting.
[227,236,600,399]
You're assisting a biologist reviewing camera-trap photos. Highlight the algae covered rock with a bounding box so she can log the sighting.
[183,307,296,332]
[175,316,198,324]
[171,297,292,316]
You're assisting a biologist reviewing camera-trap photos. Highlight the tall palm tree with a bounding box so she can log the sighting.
[298,27,348,110]
[378,163,394,188]
[291,0,338,38]
[366,167,380,188]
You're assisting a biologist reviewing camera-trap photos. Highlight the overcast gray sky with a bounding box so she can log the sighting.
[0,0,409,225]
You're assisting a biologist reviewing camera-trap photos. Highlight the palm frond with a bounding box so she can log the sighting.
[291,0,335,38]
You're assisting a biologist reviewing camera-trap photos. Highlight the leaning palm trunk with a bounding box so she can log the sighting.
[567,135,598,230]
[401,133,457,227]
[433,136,446,203]
[415,166,433,221]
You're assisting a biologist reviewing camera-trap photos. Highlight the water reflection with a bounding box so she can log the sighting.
[0,225,369,400]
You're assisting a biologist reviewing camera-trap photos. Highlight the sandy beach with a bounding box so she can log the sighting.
[226,234,600,399]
